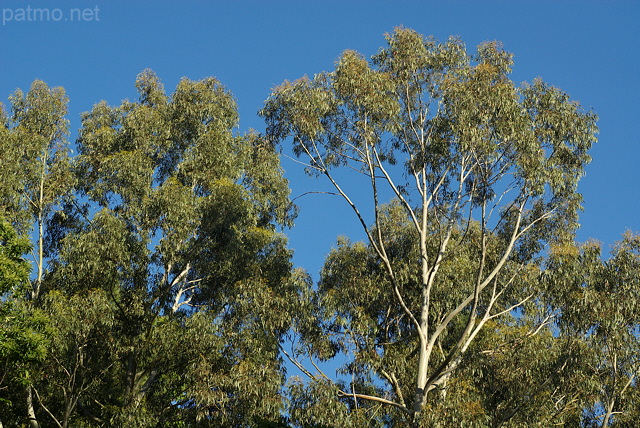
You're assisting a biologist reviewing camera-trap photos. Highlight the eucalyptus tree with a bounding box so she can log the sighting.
[547,234,640,427]
[261,28,598,426]
[0,81,74,302]
[31,70,300,427]
[0,81,74,428]
[0,217,49,428]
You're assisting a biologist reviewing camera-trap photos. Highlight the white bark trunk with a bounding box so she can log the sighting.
[27,386,39,428]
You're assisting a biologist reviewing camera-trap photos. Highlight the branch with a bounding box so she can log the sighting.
[477,198,526,291]
[169,262,191,289]
[380,369,406,408]
[290,191,342,203]
[308,356,334,384]
[279,346,319,382]
[364,140,422,336]
[371,145,421,234]
[527,311,557,338]
[423,199,529,393]
[33,386,63,428]
[280,345,410,415]
[488,294,534,321]
[282,151,321,171]
[423,158,474,346]
[337,390,411,415]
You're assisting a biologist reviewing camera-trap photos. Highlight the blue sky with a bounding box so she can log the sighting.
[1,0,639,281]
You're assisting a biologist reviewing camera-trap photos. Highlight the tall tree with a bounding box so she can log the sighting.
[0,217,49,428]
[6,70,301,427]
[0,80,74,428]
[0,81,74,301]
[261,28,598,426]
[52,70,296,426]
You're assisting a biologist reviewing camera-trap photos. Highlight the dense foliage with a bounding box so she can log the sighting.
[0,29,638,427]
[261,28,637,427]
[0,72,302,427]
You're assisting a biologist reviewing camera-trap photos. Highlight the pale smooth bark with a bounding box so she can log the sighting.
[27,386,39,428]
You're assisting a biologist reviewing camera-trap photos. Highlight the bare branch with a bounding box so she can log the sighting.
[33,386,63,428]
[380,369,406,408]
[337,390,411,415]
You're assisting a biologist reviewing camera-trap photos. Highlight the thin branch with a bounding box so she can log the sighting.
[372,146,421,233]
[290,191,342,204]
[337,390,411,415]
[280,344,410,415]
[527,312,557,337]
[380,369,406,408]
[279,346,318,382]
[282,147,322,172]
[33,386,63,428]
[488,294,534,320]
[308,357,333,384]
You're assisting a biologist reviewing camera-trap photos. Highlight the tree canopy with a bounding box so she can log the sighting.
[1,71,302,427]
[0,28,638,428]
[261,27,636,427]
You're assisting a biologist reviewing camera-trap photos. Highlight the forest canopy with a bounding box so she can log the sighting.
[1,28,638,427]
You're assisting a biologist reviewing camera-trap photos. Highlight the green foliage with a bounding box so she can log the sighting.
[1,80,74,232]
[262,27,600,426]
[0,217,30,294]
[0,80,75,308]
[0,28,636,428]
[0,70,300,427]
[0,217,49,425]
[36,69,299,426]
[546,234,640,426]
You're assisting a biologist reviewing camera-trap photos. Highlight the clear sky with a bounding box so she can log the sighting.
[1,0,639,281]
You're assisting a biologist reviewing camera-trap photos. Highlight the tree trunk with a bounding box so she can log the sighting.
[26,386,39,428]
